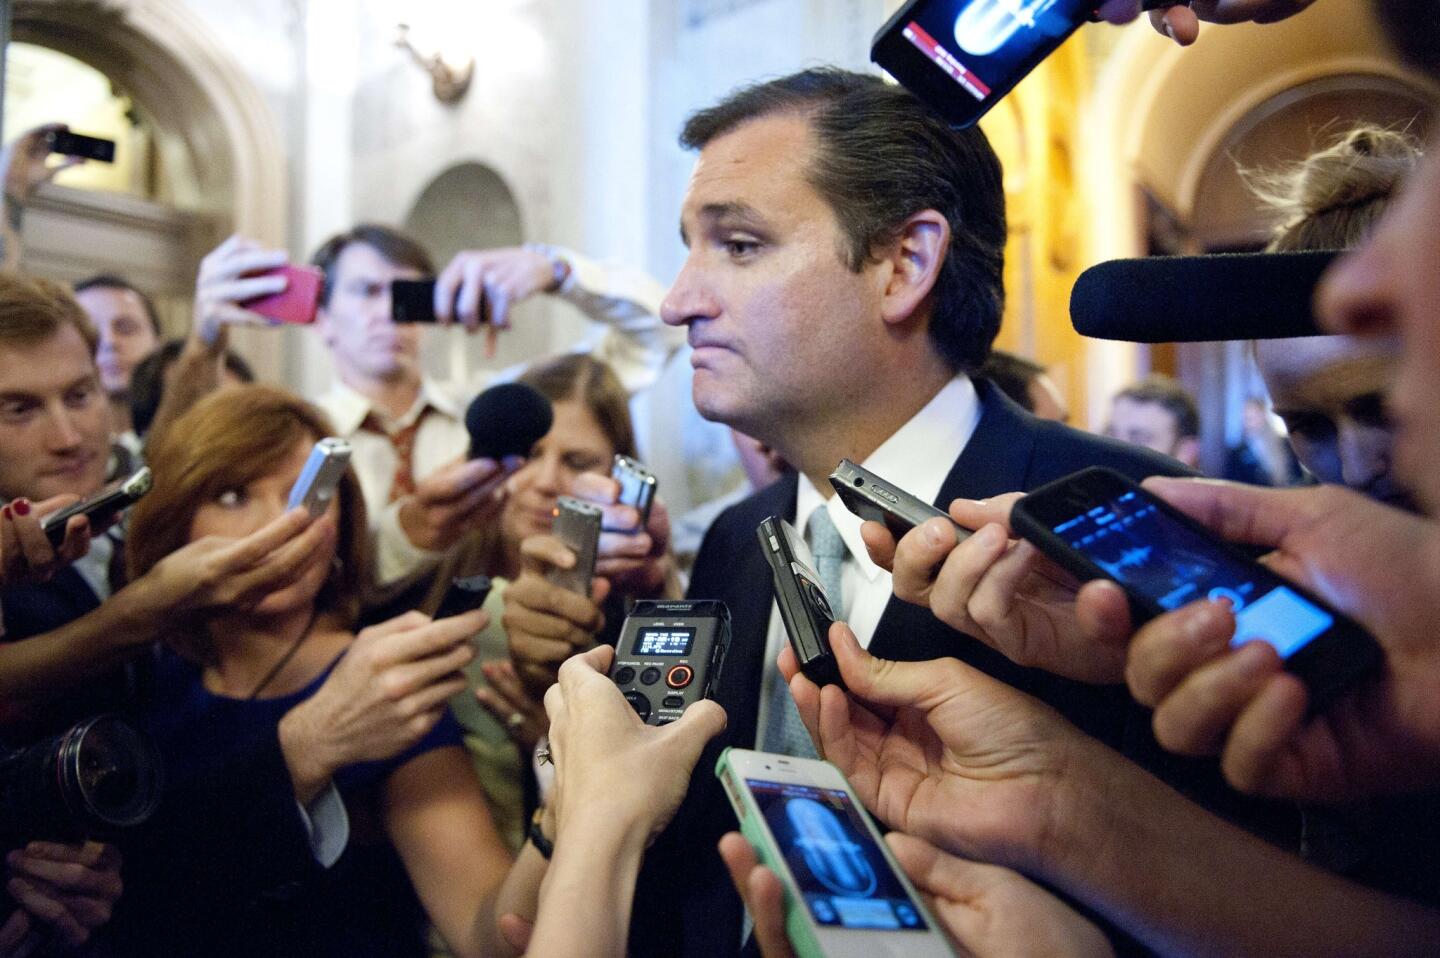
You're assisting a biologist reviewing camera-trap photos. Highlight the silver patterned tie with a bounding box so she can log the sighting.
[761,508,846,758]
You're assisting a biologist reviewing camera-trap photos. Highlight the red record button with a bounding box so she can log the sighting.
[665,664,694,690]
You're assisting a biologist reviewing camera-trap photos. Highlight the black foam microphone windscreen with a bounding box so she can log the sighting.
[1070,250,1339,343]
[465,382,554,461]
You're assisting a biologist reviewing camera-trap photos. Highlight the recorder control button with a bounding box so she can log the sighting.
[640,667,662,686]
[624,691,651,722]
[614,666,636,685]
[666,665,694,689]
[663,694,685,709]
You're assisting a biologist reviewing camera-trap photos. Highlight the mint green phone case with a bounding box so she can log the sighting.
[716,747,831,958]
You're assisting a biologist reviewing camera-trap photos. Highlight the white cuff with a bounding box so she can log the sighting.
[296,781,350,869]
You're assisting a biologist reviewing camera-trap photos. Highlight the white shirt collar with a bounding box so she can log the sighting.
[795,376,981,583]
[317,376,463,436]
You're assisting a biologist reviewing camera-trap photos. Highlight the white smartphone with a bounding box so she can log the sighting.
[287,438,352,518]
[716,748,956,958]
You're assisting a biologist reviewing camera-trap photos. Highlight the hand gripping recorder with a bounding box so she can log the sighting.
[609,600,731,726]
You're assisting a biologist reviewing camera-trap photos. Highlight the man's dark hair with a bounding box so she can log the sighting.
[979,350,1046,412]
[679,68,1006,372]
[129,338,256,438]
[310,224,435,306]
[1115,374,1200,439]
[73,273,162,336]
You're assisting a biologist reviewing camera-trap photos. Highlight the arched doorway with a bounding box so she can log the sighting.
[9,0,288,376]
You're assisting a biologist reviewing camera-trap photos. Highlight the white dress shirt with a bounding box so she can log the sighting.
[312,247,684,583]
[753,377,981,747]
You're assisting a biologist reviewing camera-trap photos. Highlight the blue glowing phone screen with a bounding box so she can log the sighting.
[1054,491,1333,658]
[747,779,927,931]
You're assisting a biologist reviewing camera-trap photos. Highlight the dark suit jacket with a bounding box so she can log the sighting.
[629,379,1296,957]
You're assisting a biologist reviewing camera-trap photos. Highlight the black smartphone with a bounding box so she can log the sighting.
[41,467,152,547]
[548,496,602,595]
[391,279,487,324]
[1011,467,1382,710]
[757,517,844,688]
[828,458,962,541]
[434,574,494,619]
[46,129,116,163]
[612,454,658,528]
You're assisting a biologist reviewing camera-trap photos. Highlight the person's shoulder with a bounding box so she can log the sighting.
[1030,418,1198,483]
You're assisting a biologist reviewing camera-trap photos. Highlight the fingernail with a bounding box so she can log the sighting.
[923,520,951,547]
[13,499,29,517]
[1185,602,1226,642]
[1233,640,1275,670]
[1165,21,1177,41]
[2,505,10,519]
[976,524,1004,548]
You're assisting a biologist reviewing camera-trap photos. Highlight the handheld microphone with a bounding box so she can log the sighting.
[1070,250,1338,343]
[465,382,553,461]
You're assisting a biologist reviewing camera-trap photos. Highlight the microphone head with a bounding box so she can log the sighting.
[465,382,553,461]
[1070,250,1338,343]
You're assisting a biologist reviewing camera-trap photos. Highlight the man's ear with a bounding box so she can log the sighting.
[314,304,337,349]
[879,209,950,328]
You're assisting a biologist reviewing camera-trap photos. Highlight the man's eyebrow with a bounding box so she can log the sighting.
[698,201,766,228]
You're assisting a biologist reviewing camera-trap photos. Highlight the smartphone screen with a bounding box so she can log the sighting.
[745,777,929,931]
[872,0,1090,127]
[1051,489,1334,659]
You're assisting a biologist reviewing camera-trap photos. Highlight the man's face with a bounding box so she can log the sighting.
[74,286,160,394]
[0,327,112,502]
[317,242,424,384]
[1318,139,1440,513]
[1107,397,1185,460]
[661,114,885,444]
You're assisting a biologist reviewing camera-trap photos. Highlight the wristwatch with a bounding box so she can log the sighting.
[528,806,555,860]
[525,243,571,292]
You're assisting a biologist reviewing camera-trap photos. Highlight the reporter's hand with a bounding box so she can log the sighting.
[1,124,82,204]
[718,832,1113,958]
[569,472,674,597]
[780,622,1101,873]
[397,456,519,553]
[475,658,549,750]
[1093,0,1316,44]
[433,247,561,354]
[190,234,290,347]
[4,841,122,950]
[0,495,90,587]
[502,535,611,698]
[544,645,725,844]
[1108,478,1440,801]
[279,608,486,802]
[134,508,334,619]
[863,494,1129,684]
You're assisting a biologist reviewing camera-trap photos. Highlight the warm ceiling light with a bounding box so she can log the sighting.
[395,22,474,104]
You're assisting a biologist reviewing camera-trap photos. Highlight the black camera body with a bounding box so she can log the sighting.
[0,715,163,853]
[609,600,731,726]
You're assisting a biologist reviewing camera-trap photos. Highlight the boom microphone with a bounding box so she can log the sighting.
[1070,250,1339,343]
[465,382,553,461]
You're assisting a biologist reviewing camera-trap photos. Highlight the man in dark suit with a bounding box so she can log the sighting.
[504,68,1289,955]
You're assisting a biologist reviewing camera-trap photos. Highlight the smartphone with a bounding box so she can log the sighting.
[46,129,116,163]
[1011,467,1382,709]
[391,279,487,324]
[548,496,602,594]
[757,517,844,688]
[717,748,957,958]
[871,0,1094,128]
[41,467,152,547]
[434,574,494,619]
[242,265,323,325]
[286,438,352,518]
[828,459,961,541]
[610,599,731,726]
[611,454,658,528]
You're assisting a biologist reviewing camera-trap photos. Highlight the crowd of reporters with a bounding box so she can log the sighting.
[2,0,1439,954]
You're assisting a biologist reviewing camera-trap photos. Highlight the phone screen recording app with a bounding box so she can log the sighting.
[896,0,1090,102]
[746,779,927,931]
[1053,491,1334,658]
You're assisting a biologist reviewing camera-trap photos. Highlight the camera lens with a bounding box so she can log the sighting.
[57,716,163,830]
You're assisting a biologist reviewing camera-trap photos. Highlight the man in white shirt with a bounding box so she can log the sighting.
[307,224,683,583]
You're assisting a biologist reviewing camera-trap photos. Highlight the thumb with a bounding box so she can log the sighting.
[831,621,973,714]
[660,699,727,770]
[1142,476,1310,548]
